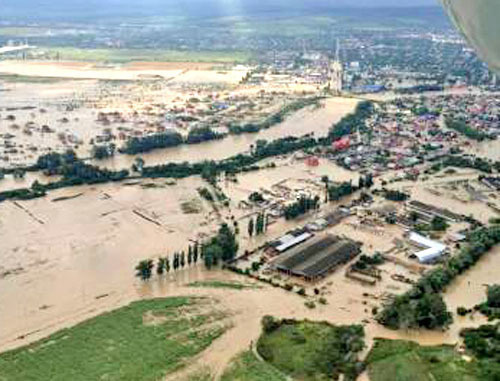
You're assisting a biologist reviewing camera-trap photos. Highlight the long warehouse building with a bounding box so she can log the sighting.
[272,234,361,281]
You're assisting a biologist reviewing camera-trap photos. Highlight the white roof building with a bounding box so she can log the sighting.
[275,232,312,253]
[409,232,447,264]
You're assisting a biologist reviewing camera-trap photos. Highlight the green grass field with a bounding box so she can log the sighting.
[366,339,479,381]
[38,47,253,63]
[220,351,287,381]
[256,319,365,381]
[0,297,227,381]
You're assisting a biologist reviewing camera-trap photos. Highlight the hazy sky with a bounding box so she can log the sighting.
[0,0,439,7]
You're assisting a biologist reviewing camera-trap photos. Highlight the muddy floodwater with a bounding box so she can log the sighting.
[92,97,359,170]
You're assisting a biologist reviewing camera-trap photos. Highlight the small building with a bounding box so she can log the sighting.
[333,137,350,151]
[409,232,447,264]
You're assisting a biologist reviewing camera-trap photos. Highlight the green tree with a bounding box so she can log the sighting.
[165,257,171,273]
[156,257,167,275]
[193,243,199,263]
[188,246,193,265]
[487,285,500,308]
[248,218,255,237]
[180,252,186,268]
[135,259,154,281]
[321,175,330,203]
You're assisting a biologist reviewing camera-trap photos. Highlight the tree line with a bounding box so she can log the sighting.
[328,101,374,141]
[248,213,268,237]
[228,97,322,135]
[378,225,500,330]
[0,150,129,203]
[135,244,202,281]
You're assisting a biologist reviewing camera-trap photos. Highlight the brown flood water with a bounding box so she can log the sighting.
[92,97,359,170]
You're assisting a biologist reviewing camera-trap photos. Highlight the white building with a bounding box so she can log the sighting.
[409,232,447,264]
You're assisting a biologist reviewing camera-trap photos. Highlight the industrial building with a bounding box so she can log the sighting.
[272,235,361,281]
[409,232,447,264]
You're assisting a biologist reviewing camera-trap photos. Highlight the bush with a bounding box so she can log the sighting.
[457,306,469,316]
[262,315,281,334]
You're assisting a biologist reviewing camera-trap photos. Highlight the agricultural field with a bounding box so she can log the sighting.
[0,297,229,381]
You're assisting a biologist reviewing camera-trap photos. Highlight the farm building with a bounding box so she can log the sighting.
[272,235,361,281]
[268,228,313,255]
[406,200,462,223]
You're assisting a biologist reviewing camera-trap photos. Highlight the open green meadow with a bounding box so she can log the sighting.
[366,339,479,381]
[220,351,287,381]
[256,318,365,381]
[0,297,228,381]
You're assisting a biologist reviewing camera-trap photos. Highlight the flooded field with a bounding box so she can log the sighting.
[0,60,247,82]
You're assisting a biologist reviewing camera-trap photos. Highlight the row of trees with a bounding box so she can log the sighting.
[248,213,268,237]
[440,155,500,174]
[141,135,317,179]
[284,195,320,220]
[378,225,500,330]
[135,244,202,280]
[0,151,129,203]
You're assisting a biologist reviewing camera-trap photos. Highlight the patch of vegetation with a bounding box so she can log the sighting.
[446,118,493,142]
[186,126,224,145]
[0,298,227,381]
[228,97,322,135]
[220,351,287,381]
[461,324,500,381]
[181,199,203,214]
[188,281,259,290]
[284,195,320,220]
[329,101,374,140]
[366,339,479,381]
[257,317,365,381]
[120,131,184,155]
[202,223,239,269]
[475,285,500,320]
[198,187,215,202]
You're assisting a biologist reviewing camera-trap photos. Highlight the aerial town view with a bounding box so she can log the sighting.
[0,0,499,380]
